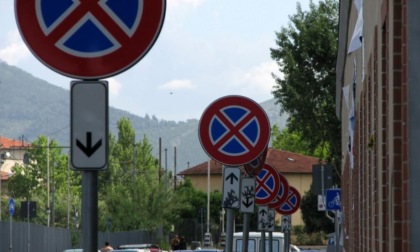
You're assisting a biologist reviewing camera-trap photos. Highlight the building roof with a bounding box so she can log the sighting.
[0,170,12,181]
[0,136,31,148]
[178,148,322,176]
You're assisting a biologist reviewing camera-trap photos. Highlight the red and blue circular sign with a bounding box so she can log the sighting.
[15,0,166,79]
[268,172,289,208]
[244,146,268,177]
[199,95,270,166]
[275,186,301,215]
[255,164,280,205]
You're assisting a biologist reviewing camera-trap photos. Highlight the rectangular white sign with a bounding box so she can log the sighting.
[222,166,241,209]
[240,177,255,213]
[71,81,108,170]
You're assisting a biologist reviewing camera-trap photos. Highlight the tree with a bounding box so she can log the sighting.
[271,125,329,160]
[270,0,340,234]
[300,190,334,233]
[98,117,189,235]
[270,0,341,170]
[8,135,81,227]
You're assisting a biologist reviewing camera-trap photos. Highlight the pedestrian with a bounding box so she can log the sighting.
[101,241,114,252]
[171,235,180,251]
[178,236,187,250]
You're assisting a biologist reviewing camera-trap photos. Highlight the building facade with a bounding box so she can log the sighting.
[335,0,419,250]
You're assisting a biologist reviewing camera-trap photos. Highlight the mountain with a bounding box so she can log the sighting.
[0,61,287,170]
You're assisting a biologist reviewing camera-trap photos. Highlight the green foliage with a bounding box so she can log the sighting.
[8,135,79,227]
[270,0,340,235]
[300,190,334,234]
[292,225,326,245]
[270,0,341,167]
[271,125,328,160]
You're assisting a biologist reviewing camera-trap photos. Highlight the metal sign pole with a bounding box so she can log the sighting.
[225,208,235,252]
[261,231,266,252]
[269,231,273,252]
[27,201,30,252]
[9,214,12,252]
[82,171,98,252]
[241,213,250,252]
[335,211,339,252]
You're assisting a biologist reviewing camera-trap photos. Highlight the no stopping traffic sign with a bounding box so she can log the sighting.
[15,0,166,79]
[199,95,270,166]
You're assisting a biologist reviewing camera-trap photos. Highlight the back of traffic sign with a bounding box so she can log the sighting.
[15,0,166,79]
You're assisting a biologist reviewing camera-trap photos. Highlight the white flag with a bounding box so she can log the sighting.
[348,7,363,54]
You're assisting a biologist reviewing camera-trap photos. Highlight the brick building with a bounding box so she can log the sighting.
[335,0,418,250]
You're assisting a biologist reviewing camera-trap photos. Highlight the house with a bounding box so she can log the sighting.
[0,136,30,195]
[178,148,321,226]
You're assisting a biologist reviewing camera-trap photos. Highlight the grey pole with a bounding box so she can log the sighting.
[260,231,265,252]
[335,212,339,252]
[225,208,234,252]
[268,231,273,252]
[82,171,98,252]
[27,201,30,252]
[241,213,250,252]
[9,214,12,252]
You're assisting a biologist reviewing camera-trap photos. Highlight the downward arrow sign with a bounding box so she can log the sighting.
[76,132,102,157]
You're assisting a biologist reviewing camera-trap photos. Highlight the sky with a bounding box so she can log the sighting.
[0,0,317,122]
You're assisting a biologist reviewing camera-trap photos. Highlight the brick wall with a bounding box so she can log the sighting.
[342,0,409,251]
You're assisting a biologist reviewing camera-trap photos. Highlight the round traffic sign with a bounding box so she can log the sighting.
[199,95,270,166]
[268,172,289,208]
[9,198,15,216]
[244,146,267,177]
[15,0,166,79]
[275,186,301,215]
[255,164,280,205]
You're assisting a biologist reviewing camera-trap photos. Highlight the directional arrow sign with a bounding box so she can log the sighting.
[240,177,256,213]
[71,81,108,170]
[76,132,102,157]
[222,166,241,209]
[267,208,275,231]
[258,205,268,231]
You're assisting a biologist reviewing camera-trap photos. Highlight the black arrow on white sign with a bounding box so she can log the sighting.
[76,132,102,157]
[226,172,239,184]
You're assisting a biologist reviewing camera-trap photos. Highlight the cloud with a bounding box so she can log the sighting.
[231,61,281,100]
[158,79,196,90]
[167,0,205,9]
[107,77,122,96]
[0,30,31,65]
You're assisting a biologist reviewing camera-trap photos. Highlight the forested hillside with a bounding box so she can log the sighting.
[0,61,287,169]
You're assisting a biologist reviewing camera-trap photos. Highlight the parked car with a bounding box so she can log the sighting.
[62,250,100,252]
[290,245,301,252]
[193,249,223,252]
[112,250,145,252]
[118,243,162,252]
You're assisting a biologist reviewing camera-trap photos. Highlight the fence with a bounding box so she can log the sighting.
[0,220,158,252]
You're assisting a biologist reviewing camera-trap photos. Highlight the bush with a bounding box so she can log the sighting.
[291,225,326,245]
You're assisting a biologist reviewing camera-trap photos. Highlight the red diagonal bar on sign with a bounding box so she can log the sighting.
[213,109,256,151]
[47,0,130,45]
[282,194,295,209]
[256,173,274,197]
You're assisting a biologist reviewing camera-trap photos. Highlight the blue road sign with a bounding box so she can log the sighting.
[326,188,342,211]
[9,198,15,216]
